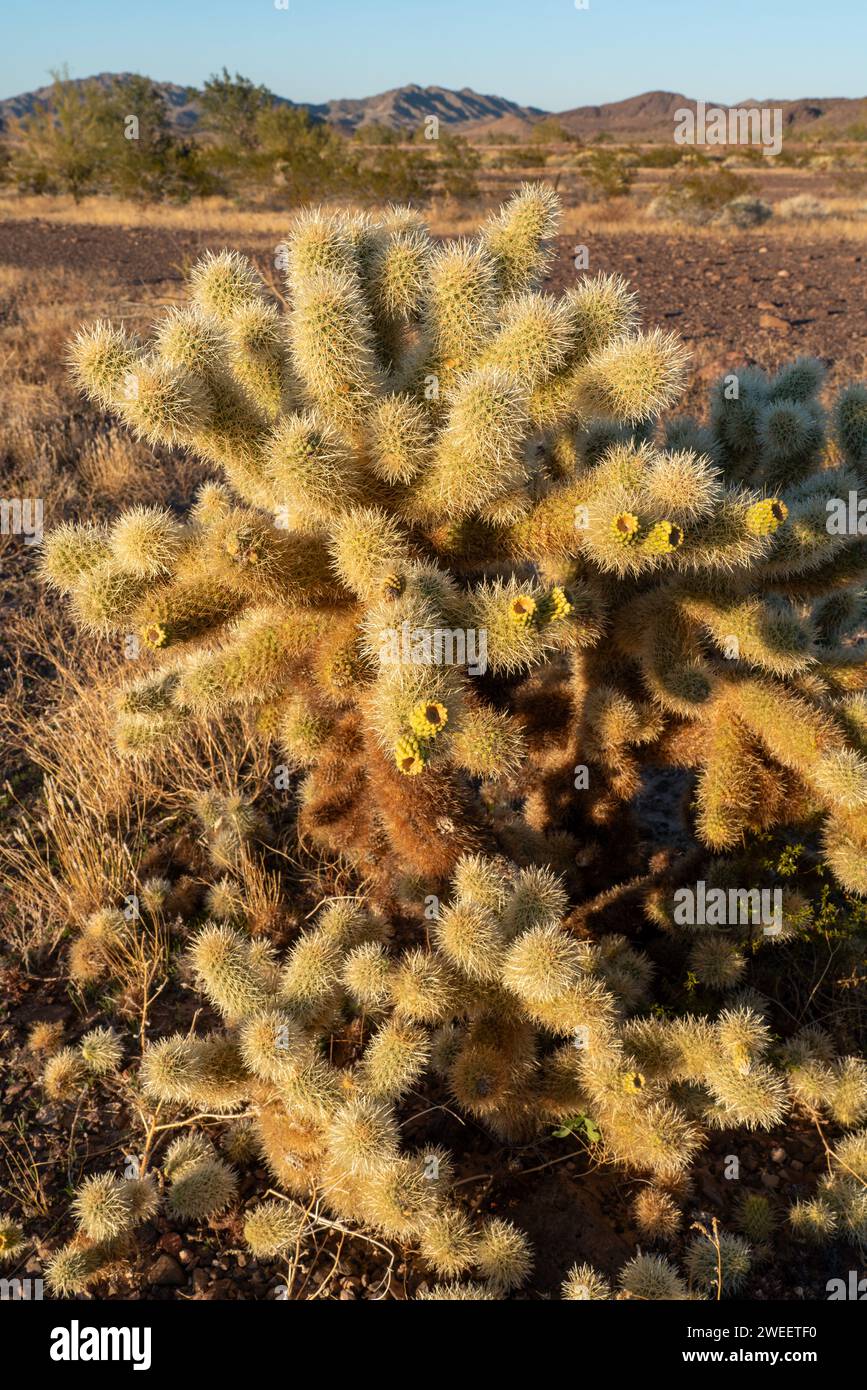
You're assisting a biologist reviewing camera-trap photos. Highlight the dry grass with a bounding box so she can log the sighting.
[2,186,866,243]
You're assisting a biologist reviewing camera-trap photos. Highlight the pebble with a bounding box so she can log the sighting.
[147,1254,185,1287]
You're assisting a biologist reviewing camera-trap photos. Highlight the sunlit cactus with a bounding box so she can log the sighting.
[685,1231,752,1296]
[0,1217,26,1263]
[243,1199,306,1258]
[39,180,867,1299]
[164,1135,238,1221]
[632,1186,682,1241]
[43,1046,87,1100]
[48,182,726,884]
[619,1252,688,1300]
[79,1027,124,1076]
[561,1262,612,1300]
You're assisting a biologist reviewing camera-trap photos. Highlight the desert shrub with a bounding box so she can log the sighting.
[529,118,579,146]
[10,69,213,202]
[715,196,773,229]
[649,168,753,223]
[636,146,686,169]
[777,194,830,220]
[495,146,547,169]
[581,150,635,200]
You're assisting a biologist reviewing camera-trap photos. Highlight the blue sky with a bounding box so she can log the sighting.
[3,0,865,108]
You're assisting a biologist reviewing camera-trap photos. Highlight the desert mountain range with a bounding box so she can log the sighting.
[1,75,865,141]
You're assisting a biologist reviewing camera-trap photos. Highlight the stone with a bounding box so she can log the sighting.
[147,1253,185,1287]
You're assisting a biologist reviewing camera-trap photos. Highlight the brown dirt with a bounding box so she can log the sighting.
[2,216,863,394]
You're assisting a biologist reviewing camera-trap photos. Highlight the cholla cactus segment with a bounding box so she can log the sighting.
[480,182,561,295]
[189,249,267,321]
[0,1217,27,1263]
[289,265,383,430]
[46,1240,120,1297]
[473,1217,533,1293]
[328,506,410,600]
[165,1135,238,1221]
[419,1207,479,1278]
[265,410,363,529]
[40,521,110,593]
[243,1200,305,1259]
[450,706,527,781]
[582,330,690,425]
[562,1262,612,1300]
[365,394,431,484]
[327,1097,400,1176]
[27,1020,64,1055]
[620,1252,688,1300]
[417,1281,499,1301]
[79,1027,123,1075]
[834,382,867,471]
[68,319,142,409]
[72,1174,138,1242]
[190,923,275,1020]
[632,1187,682,1241]
[735,1193,777,1244]
[685,1232,752,1296]
[342,941,392,1008]
[789,1196,838,1243]
[44,1047,87,1100]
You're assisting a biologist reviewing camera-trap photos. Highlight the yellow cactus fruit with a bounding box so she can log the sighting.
[409,700,449,740]
[745,498,789,535]
[642,520,684,555]
[509,594,537,627]
[381,572,405,601]
[610,511,641,545]
[394,733,428,776]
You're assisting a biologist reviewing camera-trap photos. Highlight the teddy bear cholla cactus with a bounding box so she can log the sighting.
[46,185,690,882]
[117,856,815,1276]
[44,1137,238,1296]
[46,185,867,890]
[519,352,867,893]
[786,1126,867,1254]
